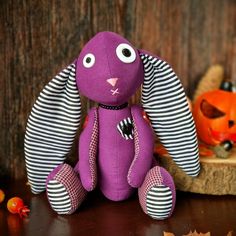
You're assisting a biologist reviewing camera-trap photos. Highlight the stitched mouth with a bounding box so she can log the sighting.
[111,88,120,96]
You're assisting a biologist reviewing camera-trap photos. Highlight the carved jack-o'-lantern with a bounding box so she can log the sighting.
[193,82,236,146]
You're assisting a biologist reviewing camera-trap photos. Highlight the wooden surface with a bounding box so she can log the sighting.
[158,152,236,195]
[0,179,236,236]
[1,0,236,180]
[200,151,236,165]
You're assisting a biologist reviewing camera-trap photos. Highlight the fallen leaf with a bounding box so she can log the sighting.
[163,232,175,236]
[183,230,211,236]
[164,230,232,236]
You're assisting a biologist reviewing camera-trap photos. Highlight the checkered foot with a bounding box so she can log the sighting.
[46,164,87,214]
[138,166,176,220]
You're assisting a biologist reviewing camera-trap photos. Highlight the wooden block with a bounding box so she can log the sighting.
[157,150,236,195]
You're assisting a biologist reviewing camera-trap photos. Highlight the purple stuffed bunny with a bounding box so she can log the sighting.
[24,32,200,220]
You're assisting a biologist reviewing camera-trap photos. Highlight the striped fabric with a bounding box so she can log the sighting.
[24,63,81,194]
[138,166,175,220]
[141,54,200,177]
[146,185,173,220]
[47,180,72,214]
[47,164,87,214]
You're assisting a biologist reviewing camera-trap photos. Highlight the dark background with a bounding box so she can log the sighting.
[1,0,236,180]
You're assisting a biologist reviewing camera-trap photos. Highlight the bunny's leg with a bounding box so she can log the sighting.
[138,165,176,220]
[46,107,98,214]
[46,164,87,214]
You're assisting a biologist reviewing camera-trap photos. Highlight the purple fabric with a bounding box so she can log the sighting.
[74,32,154,201]
[127,105,154,187]
[75,32,178,206]
[25,31,198,218]
[76,104,154,201]
[75,108,98,191]
[97,106,135,201]
[76,31,144,106]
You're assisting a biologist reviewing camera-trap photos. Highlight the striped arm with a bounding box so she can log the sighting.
[24,63,81,193]
[141,54,200,177]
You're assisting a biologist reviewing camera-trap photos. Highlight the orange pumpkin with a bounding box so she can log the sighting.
[193,85,236,146]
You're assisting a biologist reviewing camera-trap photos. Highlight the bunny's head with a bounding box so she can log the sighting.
[25,31,200,194]
[76,32,143,106]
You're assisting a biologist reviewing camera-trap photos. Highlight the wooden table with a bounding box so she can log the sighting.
[0,179,236,236]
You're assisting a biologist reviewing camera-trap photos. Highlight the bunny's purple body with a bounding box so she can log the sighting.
[77,105,154,201]
[73,32,156,201]
[45,32,176,219]
[25,31,200,220]
[94,107,137,200]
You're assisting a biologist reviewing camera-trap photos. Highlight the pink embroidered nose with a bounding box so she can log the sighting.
[107,78,118,87]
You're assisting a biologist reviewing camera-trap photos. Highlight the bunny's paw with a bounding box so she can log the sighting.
[46,164,87,214]
[138,166,176,220]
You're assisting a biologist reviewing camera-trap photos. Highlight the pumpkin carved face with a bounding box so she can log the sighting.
[193,89,236,146]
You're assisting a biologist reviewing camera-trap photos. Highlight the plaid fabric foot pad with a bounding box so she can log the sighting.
[138,166,176,220]
[46,164,87,214]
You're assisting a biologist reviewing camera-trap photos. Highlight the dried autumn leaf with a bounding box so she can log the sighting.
[183,230,211,236]
[164,230,233,236]
[163,232,175,236]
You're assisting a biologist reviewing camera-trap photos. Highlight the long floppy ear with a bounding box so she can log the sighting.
[140,53,200,177]
[24,62,81,193]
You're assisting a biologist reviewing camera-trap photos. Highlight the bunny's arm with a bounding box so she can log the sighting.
[74,108,98,191]
[127,105,154,188]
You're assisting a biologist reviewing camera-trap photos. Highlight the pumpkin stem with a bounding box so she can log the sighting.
[220,81,234,92]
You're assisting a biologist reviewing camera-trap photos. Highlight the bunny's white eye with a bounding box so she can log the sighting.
[83,53,95,68]
[116,43,136,63]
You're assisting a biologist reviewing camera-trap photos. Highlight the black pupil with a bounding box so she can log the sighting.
[122,48,131,57]
[86,57,91,63]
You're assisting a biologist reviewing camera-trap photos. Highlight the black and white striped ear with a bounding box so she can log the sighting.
[24,63,81,194]
[140,54,200,177]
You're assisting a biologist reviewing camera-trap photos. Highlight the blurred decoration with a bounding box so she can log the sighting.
[0,189,5,203]
[156,63,236,195]
[193,65,224,102]
[7,197,30,218]
[193,70,236,158]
